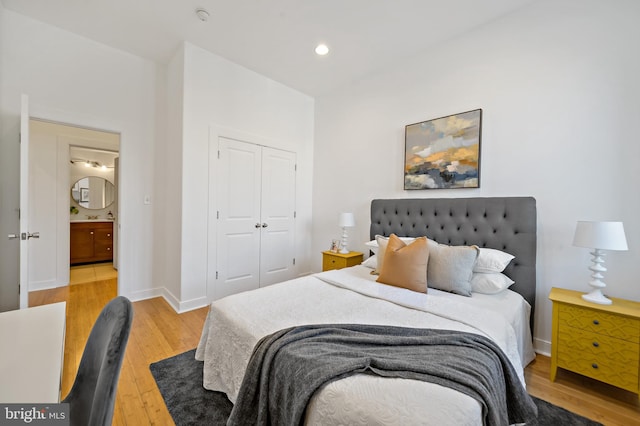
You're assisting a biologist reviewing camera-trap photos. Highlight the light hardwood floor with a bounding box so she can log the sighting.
[29,272,640,426]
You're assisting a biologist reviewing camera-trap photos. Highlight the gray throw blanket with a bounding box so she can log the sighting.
[227,324,538,426]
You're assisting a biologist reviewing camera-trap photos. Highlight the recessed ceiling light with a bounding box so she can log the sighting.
[195,8,210,22]
[315,44,329,56]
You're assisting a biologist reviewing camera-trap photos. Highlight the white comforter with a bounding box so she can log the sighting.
[195,266,535,425]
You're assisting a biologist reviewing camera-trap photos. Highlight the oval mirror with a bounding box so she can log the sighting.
[71,177,115,210]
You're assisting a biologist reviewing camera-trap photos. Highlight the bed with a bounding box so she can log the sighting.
[196,196,537,425]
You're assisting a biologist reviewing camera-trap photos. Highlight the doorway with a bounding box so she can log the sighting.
[28,119,121,294]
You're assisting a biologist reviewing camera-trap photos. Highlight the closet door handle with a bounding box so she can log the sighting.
[255,223,261,228]
[261,223,268,228]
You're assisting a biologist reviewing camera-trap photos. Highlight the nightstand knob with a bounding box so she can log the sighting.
[592,363,599,369]
[592,319,600,325]
[592,341,599,348]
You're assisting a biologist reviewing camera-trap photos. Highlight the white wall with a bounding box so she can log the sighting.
[1,10,160,301]
[312,0,640,352]
[155,45,185,307]
[173,42,315,311]
[27,125,59,290]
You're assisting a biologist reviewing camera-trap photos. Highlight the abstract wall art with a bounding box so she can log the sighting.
[404,109,482,190]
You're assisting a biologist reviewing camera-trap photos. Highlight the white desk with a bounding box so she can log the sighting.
[0,302,66,403]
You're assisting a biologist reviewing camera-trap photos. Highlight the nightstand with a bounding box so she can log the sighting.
[322,251,363,271]
[549,287,640,394]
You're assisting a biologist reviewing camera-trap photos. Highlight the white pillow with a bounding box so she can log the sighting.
[365,236,416,255]
[473,248,515,273]
[364,240,379,255]
[374,235,390,273]
[361,255,378,269]
[471,272,515,294]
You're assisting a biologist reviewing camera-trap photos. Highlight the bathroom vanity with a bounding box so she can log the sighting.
[70,221,113,265]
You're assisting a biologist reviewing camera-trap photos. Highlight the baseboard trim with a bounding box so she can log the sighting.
[126,287,164,302]
[534,337,551,357]
[121,287,208,314]
[28,280,67,292]
[161,288,209,313]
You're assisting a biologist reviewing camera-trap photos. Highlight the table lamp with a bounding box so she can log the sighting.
[338,213,355,254]
[573,221,628,305]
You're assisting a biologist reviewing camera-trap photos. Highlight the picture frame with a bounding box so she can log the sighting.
[80,187,89,202]
[404,109,482,190]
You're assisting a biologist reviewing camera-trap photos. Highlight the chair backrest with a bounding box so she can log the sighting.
[62,296,133,426]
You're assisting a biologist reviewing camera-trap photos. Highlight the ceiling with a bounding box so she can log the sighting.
[2,0,536,97]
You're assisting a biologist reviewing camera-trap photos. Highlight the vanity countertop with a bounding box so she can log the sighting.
[70,219,115,223]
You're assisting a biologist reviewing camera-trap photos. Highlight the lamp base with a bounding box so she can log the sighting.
[582,289,612,305]
[339,226,349,254]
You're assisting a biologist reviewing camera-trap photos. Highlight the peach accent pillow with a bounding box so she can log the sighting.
[373,235,417,275]
[376,234,429,293]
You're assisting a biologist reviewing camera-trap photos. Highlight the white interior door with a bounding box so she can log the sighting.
[259,147,296,286]
[215,138,262,299]
[19,94,31,309]
[214,137,297,298]
[0,101,22,312]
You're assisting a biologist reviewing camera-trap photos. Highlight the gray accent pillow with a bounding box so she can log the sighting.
[427,240,479,296]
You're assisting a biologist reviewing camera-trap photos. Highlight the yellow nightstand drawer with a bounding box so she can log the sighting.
[323,255,347,271]
[549,287,640,395]
[322,251,363,271]
[558,303,640,343]
[558,327,639,364]
[557,345,639,392]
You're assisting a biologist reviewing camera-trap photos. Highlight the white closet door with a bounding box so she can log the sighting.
[216,138,262,299]
[259,147,296,287]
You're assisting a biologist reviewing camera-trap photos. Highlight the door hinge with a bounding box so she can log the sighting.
[216,271,219,279]
[217,210,220,219]
[217,150,220,159]
[293,211,296,218]
[293,258,296,265]
[294,164,297,171]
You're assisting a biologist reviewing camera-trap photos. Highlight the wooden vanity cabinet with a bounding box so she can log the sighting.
[70,221,113,265]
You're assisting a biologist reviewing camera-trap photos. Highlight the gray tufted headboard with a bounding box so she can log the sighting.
[370,197,537,332]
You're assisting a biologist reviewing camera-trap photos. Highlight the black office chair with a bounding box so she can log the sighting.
[62,296,133,426]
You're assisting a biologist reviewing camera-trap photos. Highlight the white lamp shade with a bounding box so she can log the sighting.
[573,221,628,251]
[338,212,355,228]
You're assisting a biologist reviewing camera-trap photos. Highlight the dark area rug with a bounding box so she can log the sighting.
[150,349,602,426]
